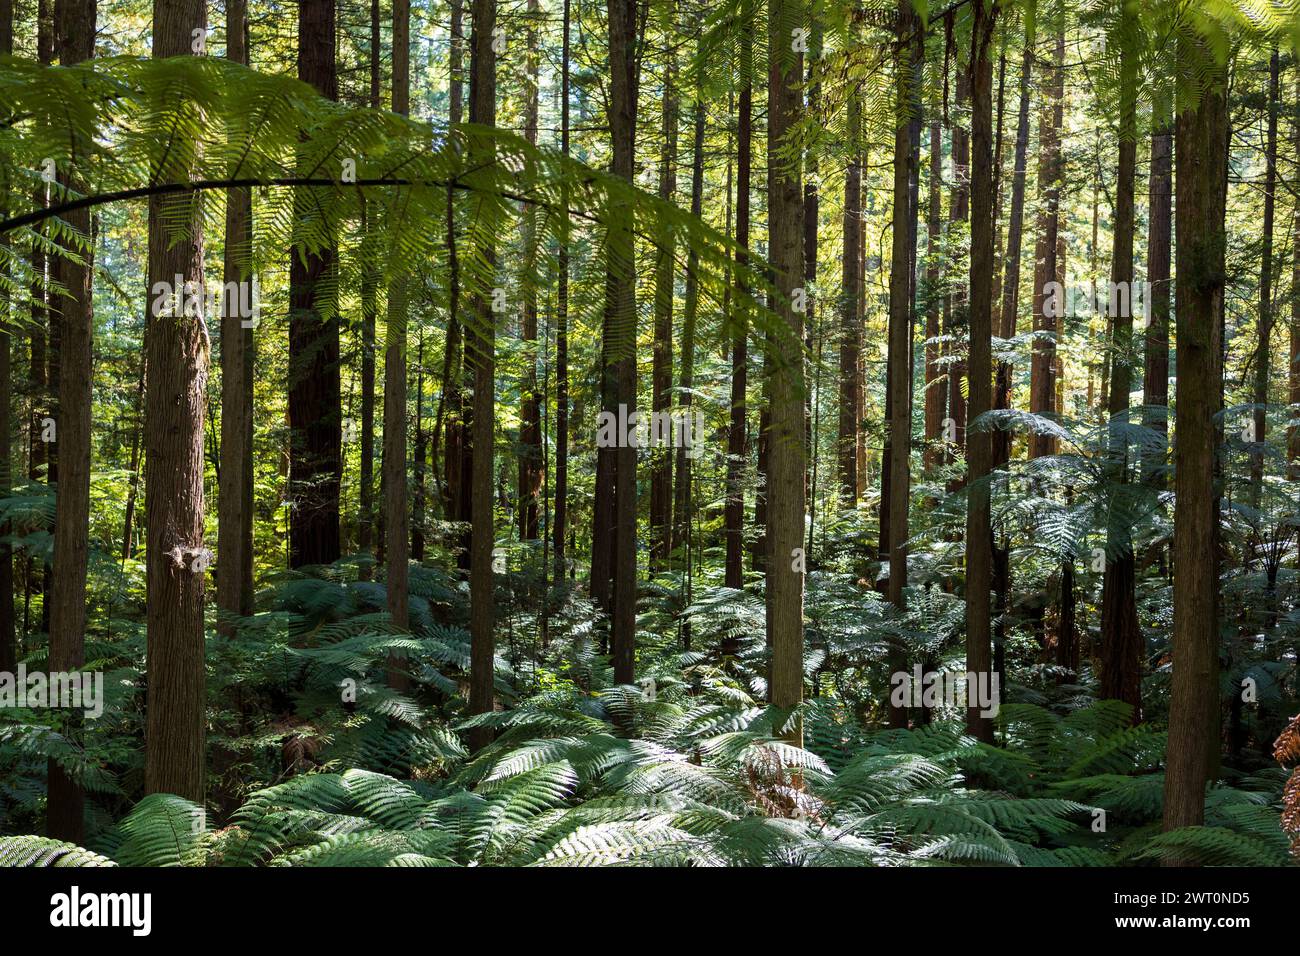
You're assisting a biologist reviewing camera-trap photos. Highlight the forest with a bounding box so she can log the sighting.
[0,0,1298,875]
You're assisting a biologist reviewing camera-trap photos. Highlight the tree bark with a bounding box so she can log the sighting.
[45,0,96,841]
[923,120,945,474]
[518,0,542,542]
[649,1,676,565]
[357,0,380,566]
[217,0,254,629]
[287,0,341,569]
[467,0,498,748]
[607,0,639,685]
[885,0,918,728]
[724,8,752,589]
[839,10,863,504]
[996,0,1034,469]
[1144,98,1172,483]
[1099,11,1142,721]
[674,94,704,563]
[553,0,570,577]
[385,0,411,686]
[964,0,997,743]
[1029,21,1063,460]
[766,0,805,746]
[1163,43,1229,839]
[1250,50,1279,504]
[0,0,16,680]
[943,63,970,483]
[144,0,209,802]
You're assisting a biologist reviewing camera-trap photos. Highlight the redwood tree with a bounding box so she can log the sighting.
[144,0,209,802]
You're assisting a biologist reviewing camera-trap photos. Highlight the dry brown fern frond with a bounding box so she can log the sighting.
[1274,714,1300,859]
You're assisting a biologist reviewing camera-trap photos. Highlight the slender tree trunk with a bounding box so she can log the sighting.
[0,0,15,678]
[839,11,863,504]
[766,0,805,746]
[144,0,209,802]
[964,0,998,743]
[357,0,380,566]
[724,9,752,589]
[1099,12,1142,721]
[412,337,425,561]
[996,0,1034,467]
[385,0,411,687]
[649,2,676,565]
[1163,43,1229,839]
[1251,50,1279,504]
[945,64,970,476]
[1144,96,1172,483]
[674,93,704,562]
[923,121,945,473]
[1029,21,1063,460]
[45,0,96,841]
[467,0,498,747]
[518,0,542,542]
[606,0,639,685]
[287,0,341,568]
[803,23,821,546]
[553,0,570,577]
[885,0,918,728]
[218,0,254,628]
[27,0,51,650]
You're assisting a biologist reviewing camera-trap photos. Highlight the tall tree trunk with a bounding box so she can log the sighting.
[27,0,51,648]
[923,120,945,473]
[1099,12,1142,721]
[1144,95,1172,483]
[45,0,96,841]
[1029,21,1063,460]
[996,0,1034,467]
[885,0,918,728]
[766,0,805,746]
[1251,50,1279,504]
[518,0,542,541]
[1162,42,1229,839]
[674,93,704,562]
[412,336,425,561]
[649,2,676,566]
[803,22,821,549]
[0,0,15,679]
[385,0,411,687]
[606,0,639,685]
[144,0,209,802]
[945,64,970,476]
[964,0,998,743]
[467,0,498,747]
[357,0,380,566]
[839,9,863,504]
[553,0,570,577]
[218,0,254,628]
[287,0,341,568]
[724,8,752,589]
[443,0,469,571]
